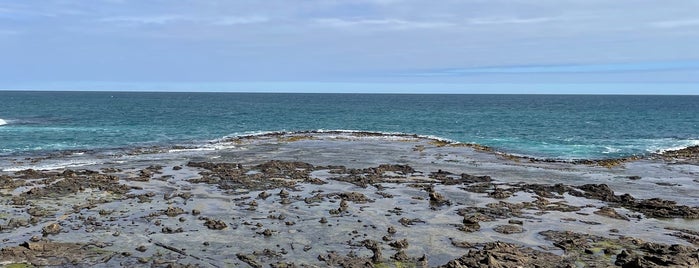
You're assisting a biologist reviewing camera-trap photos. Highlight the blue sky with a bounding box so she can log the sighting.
[1,0,698,94]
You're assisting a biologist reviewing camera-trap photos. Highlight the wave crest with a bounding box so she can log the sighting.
[0,118,6,126]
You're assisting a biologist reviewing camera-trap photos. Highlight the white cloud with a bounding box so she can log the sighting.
[0,29,20,35]
[99,15,269,26]
[210,16,269,26]
[100,15,183,25]
[650,19,699,29]
[467,17,558,25]
[314,18,454,29]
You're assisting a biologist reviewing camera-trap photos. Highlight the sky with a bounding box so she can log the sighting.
[0,0,698,94]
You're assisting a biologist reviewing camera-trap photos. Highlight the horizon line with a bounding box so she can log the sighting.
[1,89,698,96]
[0,82,697,95]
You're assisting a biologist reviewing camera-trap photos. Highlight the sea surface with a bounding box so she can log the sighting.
[1,91,698,160]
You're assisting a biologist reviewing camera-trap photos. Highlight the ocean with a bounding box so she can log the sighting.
[1,91,698,160]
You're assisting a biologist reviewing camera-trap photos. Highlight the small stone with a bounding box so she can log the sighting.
[136,245,147,252]
[261,229,273,237]
[319,217,328,224]
[389,239,409,249]
[279,189,289,198]
[258,191,271,199]
[508,219,523,225]
[204,219,227,230]
[493,225,524,234]
[387,226,397,234]
[164,206,186,217]
[42,223,61,236]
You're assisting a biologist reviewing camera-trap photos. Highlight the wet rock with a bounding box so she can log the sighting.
[493,224,524,234]
[161,226,183,234]
[136,245,147,252]
[362,239,382,262]
[428,190,451,206]
[0,241,114,266]
[236,253,262,268]
[460,173,492,184]
[204,218,227,230]
[450,238,472,248]
[278,189,289,198]
[661,145,699,159]
[329,164,415,187]
[259,229,273,237]
[387,226,397,234]
[392,250,410,261]
[570,184,699,219]
[187,160,304,191]
[541,229,699,266]
[191,209,201,216]
[329,192,373,203]
[4,218,29,230]
[459,215,481,232]
[389,239,409,249]
[508,219,523,225]
[488,186,513,199]
[628,175,641,180]
[164,206,186,217]
[317,252,373,267]
[270,262,297,268]
[398,217,425,226]
[42,223,61,236]
[440,241,566,268]
[594,206,629,220]
[258,191,271,199]
[319,217,328,224]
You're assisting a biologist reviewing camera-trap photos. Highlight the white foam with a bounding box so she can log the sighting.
[643,139,699,154]
[602,146,622,154]
[2,160,99,172]
[0,118,7,126]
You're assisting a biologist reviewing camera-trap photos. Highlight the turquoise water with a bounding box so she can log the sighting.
[1,91,698,159]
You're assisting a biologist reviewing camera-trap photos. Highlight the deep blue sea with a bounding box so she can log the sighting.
[1,91,698,160]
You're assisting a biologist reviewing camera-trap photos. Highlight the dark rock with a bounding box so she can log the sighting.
[398,218,425,226]
[508,219,523,225]
[594,206,629,220]
[389,239,409,249]
[362,240,382,263]
[440,241,566,268]
[204,218,227,230]
[428,190,451,206]
[387,226,397,234]
[236,253,262,268]
[164,206,186,217]
[42,223,61,236]
[493,224,524,234]
[459,215,481,232]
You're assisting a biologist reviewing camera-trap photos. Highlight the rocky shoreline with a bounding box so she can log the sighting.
[1,132,698,267]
